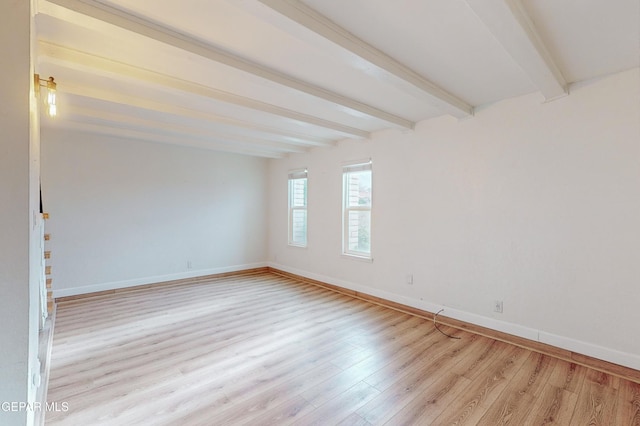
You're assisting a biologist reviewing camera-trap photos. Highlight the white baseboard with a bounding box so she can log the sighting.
[53,262,269,298]
[538,332,640,371]
[269,262,640,372]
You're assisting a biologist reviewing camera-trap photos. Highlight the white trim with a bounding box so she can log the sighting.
[343,164,372,174]
[340,254,373,263]
[287,168,308,179]
[341,158,372,171]
[538,332,640,371]
[287,243,307,250]
[268,262,640,371]
[52,262,268,298]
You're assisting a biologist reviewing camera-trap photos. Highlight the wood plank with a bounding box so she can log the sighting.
[292,381,380,426]
[356,335,485,424]
[615,379,640,425]
[547,360,588,394]
[300,317,440,408]
[570,369,620,425]
[252,395,317,426]
[46,271,640,425]
[455,339,514,381]
[138,361,342,426]
[52,290,366,392]
[55,267,270,303]
[361,328,466,391]
[335,412,372,426]
[430,344,529,425]
[476,352,557,424]
[269,267,640,384]
[521,361,587,425]
[382,372,472,425]
[523,385,578,426]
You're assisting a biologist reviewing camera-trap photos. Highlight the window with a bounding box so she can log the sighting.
[342,161,372,258]
[288,169,308,247]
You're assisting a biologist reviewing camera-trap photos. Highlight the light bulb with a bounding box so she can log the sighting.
[47,89,56,107]
[45,77,57,117]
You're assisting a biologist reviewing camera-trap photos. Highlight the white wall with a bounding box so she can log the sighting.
[0,2,42,425]
[41,129,269,297]
[268,68,640,370]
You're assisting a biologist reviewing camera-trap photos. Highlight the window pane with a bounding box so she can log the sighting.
[347,210,370,253]
[291,209,307,245]
[290,178,307,207]
[288,174,307,247]
[346,171,371,207]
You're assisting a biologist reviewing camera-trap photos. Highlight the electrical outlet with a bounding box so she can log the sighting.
[494,300,503,313]
[406,274,413,285]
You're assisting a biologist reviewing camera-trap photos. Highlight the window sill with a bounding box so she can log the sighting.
[287,243,307,249]
[341,253,373,263]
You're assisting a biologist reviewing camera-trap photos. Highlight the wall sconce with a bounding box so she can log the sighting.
[34,74,57,117]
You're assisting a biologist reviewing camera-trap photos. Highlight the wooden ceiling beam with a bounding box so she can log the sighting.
[60,105,308,154]
[44,120,287,159]
[50,81,332,147]
[464,0,567,100]
[38,41,371,139]
[257,0,473,118]
[42,0,414,129]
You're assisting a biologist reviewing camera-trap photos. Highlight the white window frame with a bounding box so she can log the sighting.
[288,169,308,247]
[342,160,372,260]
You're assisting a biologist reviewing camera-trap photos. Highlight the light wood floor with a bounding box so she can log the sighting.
[47,271,640,425]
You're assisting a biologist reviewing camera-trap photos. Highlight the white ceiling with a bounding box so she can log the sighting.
[35,0,640,158]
